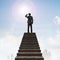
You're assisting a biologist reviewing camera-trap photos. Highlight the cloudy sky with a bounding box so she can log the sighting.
[0,0,60,60]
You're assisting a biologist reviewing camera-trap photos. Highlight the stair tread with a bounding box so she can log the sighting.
[18,49,41,52]
[16,56,43,58]
[17,52,42,54]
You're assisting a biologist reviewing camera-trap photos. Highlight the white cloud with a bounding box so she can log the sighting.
[38,30,60,60]
[47,30,60,47]
[43,49,51,60]
[0,32,22,60]
[54,16,60,24]
[45,30,60,60]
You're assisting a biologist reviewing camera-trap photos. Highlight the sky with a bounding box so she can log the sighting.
[0,0,60,60]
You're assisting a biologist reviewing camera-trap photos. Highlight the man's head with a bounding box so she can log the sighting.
[29,13,31,16]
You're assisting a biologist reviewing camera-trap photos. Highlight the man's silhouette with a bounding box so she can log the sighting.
[25,13,33,33]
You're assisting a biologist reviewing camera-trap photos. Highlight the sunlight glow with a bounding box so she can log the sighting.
[20,5,29,15]
[12,1,36,20]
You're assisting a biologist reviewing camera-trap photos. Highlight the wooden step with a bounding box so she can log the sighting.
[18,49,41,52]
[15,56,44,60]
[17,52,42,56]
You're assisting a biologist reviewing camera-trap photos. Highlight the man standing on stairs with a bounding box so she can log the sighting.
[25,13,33,33]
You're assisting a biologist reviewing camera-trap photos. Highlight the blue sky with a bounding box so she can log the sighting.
[0,0,60,60]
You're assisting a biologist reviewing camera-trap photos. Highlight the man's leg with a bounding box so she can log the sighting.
[31,24,32,33]
[28,24,29,33]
